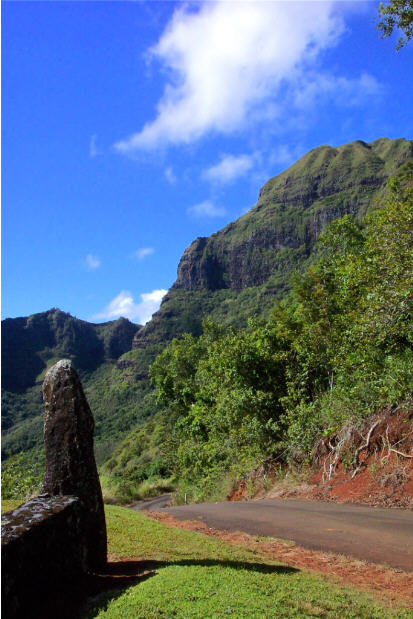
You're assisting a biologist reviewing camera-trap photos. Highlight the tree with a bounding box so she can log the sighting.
[377,0,413,49]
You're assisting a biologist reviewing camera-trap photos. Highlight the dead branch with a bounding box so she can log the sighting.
[390,429,413,449]
[351,466,361,480]
[380,425,391,464]
[353,420,380,468]
[389,448,413,459]
[322,429,350,483]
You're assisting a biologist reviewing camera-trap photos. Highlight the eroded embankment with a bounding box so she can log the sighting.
[229,405,413,508]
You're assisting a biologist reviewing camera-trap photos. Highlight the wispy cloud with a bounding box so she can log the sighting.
[202,153,255,184]
[203,146,303,189]
[93,289,167,324]
[165,166,177,184]
[84,253,101,271]
[132,247,154,260]
[187,200,226,218]
[89,134,99,158]
[114,1,350,152]
[267,145,300,167]
[247,145,304,187]
[294,72,382,109]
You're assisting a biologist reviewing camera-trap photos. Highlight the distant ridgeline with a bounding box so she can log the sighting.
[1,310,140,459]
[2,137,412,469]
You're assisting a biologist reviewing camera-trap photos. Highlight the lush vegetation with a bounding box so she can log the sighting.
[2,140,412,503]
[1,499,22,513]
[106,167,412,503]
[83,506,410,618]
[1,450,45,501]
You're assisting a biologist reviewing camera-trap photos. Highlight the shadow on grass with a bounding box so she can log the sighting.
[104,558,298,575]
[82,558,299,618]
[21,558,298,618]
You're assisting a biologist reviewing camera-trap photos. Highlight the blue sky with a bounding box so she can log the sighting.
[2,1,412,324]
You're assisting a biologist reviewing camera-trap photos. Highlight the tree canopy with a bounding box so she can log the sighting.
[377,0,413,49]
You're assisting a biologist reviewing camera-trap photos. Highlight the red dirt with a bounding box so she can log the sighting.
[228,480,247,502]
[306,451,413,507]
[149,511,413,609]
[229,405,413,508]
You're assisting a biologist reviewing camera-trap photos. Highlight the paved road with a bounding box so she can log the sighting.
[158,498,413,571]
[130,494,173,512]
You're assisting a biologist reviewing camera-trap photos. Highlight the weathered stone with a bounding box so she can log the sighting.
[2,495,84,619]
[42,359,107,571]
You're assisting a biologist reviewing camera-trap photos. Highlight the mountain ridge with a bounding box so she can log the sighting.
[133,136,412,349]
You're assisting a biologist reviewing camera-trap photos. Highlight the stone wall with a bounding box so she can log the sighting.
[2,495,86,619]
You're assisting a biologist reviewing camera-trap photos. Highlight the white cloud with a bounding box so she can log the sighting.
[165,166,177,184]
[187,200,226,218]
[114,1,346,152]
[202,153,255,184]
[132,247,155,260]
[203,146,303,189]
[94,289,167,324]
[84,254,101,271]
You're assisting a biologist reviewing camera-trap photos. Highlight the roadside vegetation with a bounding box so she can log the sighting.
[102,166,413,504]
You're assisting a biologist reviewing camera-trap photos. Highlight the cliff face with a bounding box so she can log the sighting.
[133,137,413,349]
[172,139,412,293]
[1,310,141,454]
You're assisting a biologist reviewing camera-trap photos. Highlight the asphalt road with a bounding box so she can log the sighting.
[157,498,413,571]
[130,494,173,512]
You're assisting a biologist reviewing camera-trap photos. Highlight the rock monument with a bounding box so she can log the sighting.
[42,359,107,571]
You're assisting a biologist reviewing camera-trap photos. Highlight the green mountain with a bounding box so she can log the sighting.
[133,137,413,348]
[1,309,140,458]
[2,137,412,466]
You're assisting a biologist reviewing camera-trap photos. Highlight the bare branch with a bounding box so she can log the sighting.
[389,448,413,458]
[353,420,380,468]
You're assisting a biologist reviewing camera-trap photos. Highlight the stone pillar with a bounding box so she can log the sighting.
[42,359,107,571]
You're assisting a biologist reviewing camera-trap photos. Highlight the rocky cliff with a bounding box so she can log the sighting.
[133,137,413,348]
[2,309,140,395]
[173,139,411,292]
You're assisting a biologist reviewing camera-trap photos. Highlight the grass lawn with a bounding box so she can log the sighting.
[85,506,410,618]
[2,500,409,618]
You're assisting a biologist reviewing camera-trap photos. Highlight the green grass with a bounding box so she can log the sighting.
[100,474,174,505]
[1,499,22,513]
[2,500,409,617]
[84,505,410,618]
